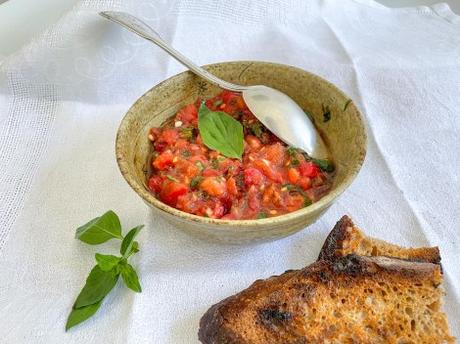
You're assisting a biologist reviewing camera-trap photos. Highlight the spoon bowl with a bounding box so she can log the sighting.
[242,85,328,158]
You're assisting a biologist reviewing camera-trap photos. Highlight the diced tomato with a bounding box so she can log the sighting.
[154,141,168,152]
[262,185,283,208]
[148,176,163,193]
[220,91,245,115]
[190,155,208,165]
[174,159,199,178]
[235,96,246,109]
[175,139,189,149]
[209,151,221,159]
[253,160,283,183]
[286,194,305,212]
[194,97,202,109]
[216,158,232,173]
[200,177,227,197]
[288,168,300,184]
[205,98,214,109]
[244,167,264,186]
[248,186,261,211]
[299,161,319,178]
[243,140,251,154]
[146,90,333,220]
[306,184,331,202]
[312,174,326,186]
[213,201,226,218]
[176,104,198,124]
[159,129,179,145]
[153,150,174,170]
[241,109,257,123]
[221,90,239,104]
[264,143,286,165]
[221,213,237,220]
[298,177,312,190]
[149,127,161,140]
[245,135,262,150]
[176,192,200,213]
[160,181,187,206]
[226,160,242,177]
[226,177,238,196]
[202,169,220,177]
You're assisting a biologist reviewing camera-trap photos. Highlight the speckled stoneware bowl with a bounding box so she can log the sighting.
[116,61,366,244]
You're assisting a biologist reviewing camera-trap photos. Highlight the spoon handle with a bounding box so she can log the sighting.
[100,11,248,92]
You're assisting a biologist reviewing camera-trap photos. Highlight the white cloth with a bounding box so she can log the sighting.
[0,0,459,342]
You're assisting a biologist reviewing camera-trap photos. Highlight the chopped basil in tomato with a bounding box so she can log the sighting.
[146,91,334,220]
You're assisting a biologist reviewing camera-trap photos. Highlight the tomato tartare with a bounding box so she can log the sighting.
[147,91,333,220]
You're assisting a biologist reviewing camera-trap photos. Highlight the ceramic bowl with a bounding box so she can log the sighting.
[116,61,366,244]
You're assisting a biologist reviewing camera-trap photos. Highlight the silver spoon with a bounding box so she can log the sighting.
[100,11,328,159]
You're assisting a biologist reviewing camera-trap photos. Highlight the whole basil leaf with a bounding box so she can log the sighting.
[74,265,119,308]
[120,263,142,293]
[198,102,243,159]
[75,210,123,244]
[66,299,102,331]
[120,225,144,256]
[95,253,120,272]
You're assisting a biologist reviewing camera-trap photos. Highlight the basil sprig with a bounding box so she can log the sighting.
[66,211,144,331]
[198,102,244,159]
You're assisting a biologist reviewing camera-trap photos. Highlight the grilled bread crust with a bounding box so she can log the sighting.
[198,255,453,344]
[318,215,441,264]
[198,216,454,344]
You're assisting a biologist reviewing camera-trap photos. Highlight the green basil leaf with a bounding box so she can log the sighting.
[195,161,205,171]
[181,150,192,157]
[256,212,267,219]
[74,265,119,308]
[130,241,139,254]
[311,158,335,173]
[281,183,313,207]
[190,176,203,189]
[210,158,220,169]
[180,126,194,140]
[75,210,123,244]
[120,225,144,256]
[198,102,243,159]
[166,175,178,182]
[303,197,312,207]
[66,299,103,331]
[282,183,309,200]
[120,264,142,293]
[249,122,264,138]
[286,146,299,157]
[286,147,301,166]
[95,253,120,272]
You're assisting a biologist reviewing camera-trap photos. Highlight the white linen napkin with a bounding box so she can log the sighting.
[0,0,459,342]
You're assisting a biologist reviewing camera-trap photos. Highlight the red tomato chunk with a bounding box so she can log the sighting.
[147,91,333,220]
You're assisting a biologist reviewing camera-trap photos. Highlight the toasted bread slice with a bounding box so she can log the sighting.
[318,215,441,264]
[199,255,454,344]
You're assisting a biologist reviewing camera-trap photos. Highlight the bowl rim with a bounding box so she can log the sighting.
[116,60,367,230]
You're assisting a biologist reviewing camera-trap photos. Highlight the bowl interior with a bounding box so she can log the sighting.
[116,61,366,225]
